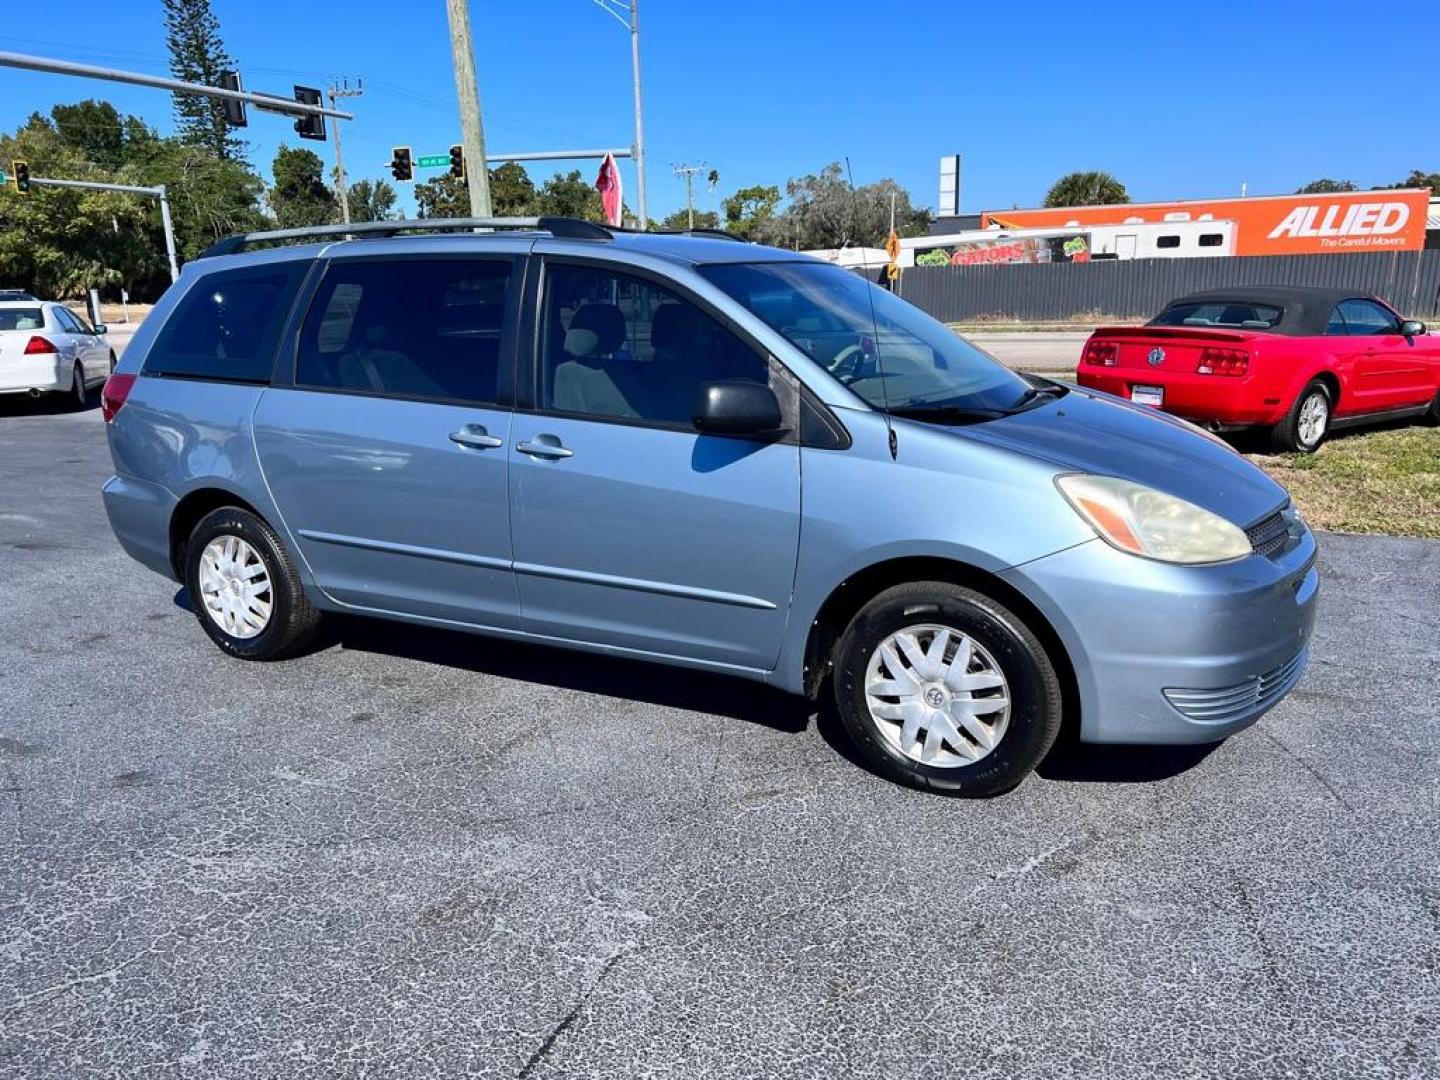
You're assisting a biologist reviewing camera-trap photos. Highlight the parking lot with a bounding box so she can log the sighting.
[2,397,1438,1078]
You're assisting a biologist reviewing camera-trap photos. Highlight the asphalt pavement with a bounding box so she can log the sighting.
[2,397,1438,1079]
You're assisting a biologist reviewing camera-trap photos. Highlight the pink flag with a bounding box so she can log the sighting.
[594,152,623,227]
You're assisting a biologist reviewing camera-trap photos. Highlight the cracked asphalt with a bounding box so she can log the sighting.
[2,396,1438,1079]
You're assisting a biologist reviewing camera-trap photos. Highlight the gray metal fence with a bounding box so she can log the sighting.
[897,249,1440,323]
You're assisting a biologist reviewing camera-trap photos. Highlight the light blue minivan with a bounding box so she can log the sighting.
[101,218,1318,795]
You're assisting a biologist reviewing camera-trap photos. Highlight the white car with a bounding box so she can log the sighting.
[0,300,114,407]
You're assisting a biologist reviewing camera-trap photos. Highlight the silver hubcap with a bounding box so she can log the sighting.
[1298,392,1328,447]
[864,624,1011,769]
[197,535,272,639]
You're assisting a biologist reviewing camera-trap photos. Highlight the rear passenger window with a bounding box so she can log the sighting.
[145,263,306,383]
[540,262,768,426]
[297,259,513,404]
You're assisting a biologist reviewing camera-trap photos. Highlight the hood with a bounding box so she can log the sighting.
[942,387,1288,527]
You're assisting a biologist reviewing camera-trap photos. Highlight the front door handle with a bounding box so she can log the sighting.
[449,423,504,450]
[515,434,573,459]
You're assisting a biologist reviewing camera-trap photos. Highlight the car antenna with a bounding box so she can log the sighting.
[844,157,898,460]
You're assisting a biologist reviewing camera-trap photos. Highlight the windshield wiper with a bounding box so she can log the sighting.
[1013,381,1069,408]
[888,403,1010,423]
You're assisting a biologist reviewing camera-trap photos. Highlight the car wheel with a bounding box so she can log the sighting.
[1272,380,1330,453]
[67,362,87,410]
[183,507,321,661]
[108,350,117,375]
[1425,392,1440,426]
[833,581,1063,797]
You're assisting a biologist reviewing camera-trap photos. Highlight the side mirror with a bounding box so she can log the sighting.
[692,379,785,436]
[1399,319,1426,338]
[92,323,108,335]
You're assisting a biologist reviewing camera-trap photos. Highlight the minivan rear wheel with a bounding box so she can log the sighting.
[833,582,1063,797]
[183,507,321,660]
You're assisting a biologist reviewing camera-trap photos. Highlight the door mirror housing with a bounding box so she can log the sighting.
[692,379,786,436]
[1399,319,1426,338]
[92,323,107,335]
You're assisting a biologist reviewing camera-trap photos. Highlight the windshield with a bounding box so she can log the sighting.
[699,261,1032,412]
[0,308,44,332]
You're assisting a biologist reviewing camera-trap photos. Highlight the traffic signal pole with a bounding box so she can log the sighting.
[27,176,180,282]
[445,0,492,217]
[0,51,353,124]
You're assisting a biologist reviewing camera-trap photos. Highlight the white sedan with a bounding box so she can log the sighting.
[0,301,114,407]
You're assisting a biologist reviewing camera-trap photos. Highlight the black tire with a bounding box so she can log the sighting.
[833,581,1063,797]
[1425,392,1440,426]
[183,506,321,660]
[1271,379,1330,453]
[108,350,117,376]
[65,362,87,411]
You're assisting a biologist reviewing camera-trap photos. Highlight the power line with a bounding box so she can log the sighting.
[671,162,706,228]
[327,77,364,224]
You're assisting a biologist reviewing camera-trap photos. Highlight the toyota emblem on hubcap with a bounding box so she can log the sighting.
[1147,346,1165,367]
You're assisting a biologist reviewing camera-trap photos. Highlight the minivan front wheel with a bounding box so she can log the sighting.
[184,507,321,660]
[834,582,1063,796]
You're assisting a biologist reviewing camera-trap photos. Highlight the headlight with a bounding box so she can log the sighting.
[1056,474,1252,564]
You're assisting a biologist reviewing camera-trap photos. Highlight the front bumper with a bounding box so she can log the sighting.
[1002,523,1319,744]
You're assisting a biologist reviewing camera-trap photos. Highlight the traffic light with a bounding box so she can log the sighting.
[292,85,325,141]
[449,144,465,181]
[12,160,29,195]
[218,71,247,128]
[390,147,413,183]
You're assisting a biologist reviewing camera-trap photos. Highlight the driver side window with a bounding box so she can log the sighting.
[540,263,768,427]
[1336,299,1400,336]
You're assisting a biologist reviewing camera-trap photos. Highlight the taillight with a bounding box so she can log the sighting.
[1196,347,1249,376]
[1083,340,1118,367]
[24,335,58,355]
[101,373,136,422]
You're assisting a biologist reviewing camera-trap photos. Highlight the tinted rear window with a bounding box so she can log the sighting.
[1151,301,1283,331]
[144,263,307,382]
[0,308,44,331]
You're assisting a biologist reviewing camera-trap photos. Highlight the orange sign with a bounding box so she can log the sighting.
[982,189,1431,256]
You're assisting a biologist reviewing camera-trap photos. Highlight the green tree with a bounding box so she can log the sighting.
[658,208,720,230]
[0,115,160,297]
[722,184,780,239]
[415,172,468,218]
[751,163,930,249]
[50,100,160,170]
[162,0,244,161]
[1043,171,1129,208]
[1388,169,1440,192]
[1296,178,1358,194]
[346,178,399,223]
[533,169,604,220]
[269,145,336,228]
[490,161,537,215]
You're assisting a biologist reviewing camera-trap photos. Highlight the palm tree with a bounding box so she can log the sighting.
[1043,171,1129,208]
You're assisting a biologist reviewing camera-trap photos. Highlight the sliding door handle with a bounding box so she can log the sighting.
[449,423,504,449]
[516,434,573,459]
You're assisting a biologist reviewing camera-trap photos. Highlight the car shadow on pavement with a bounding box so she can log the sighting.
[326,612,814,735]
[175,591,1223,784]
[1036,737,1218,783]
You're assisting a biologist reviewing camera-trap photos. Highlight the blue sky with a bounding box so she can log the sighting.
[2,0,1437,221]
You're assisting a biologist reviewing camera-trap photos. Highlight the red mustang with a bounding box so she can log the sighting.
[1077,286,1440,451]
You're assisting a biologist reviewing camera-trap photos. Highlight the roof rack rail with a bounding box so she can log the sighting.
[671,227,748,243]
[197,215,614,259]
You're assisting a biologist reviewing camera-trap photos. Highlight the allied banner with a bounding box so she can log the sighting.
[983,189,1431,256]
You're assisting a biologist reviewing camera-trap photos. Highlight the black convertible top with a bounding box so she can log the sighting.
[1151,285,1386,336]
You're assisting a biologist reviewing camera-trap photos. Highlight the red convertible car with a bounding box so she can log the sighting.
[1077,286,1440,451]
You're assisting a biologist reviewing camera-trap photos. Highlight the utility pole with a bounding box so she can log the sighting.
[328,78,364,225]
[591,0,648,228]
[672,162,705,229]
[445,0,492,217]
[628,0,647,229]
